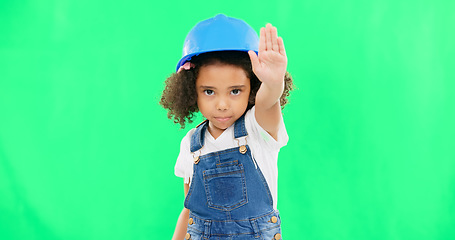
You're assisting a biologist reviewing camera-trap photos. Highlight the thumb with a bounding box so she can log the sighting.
[248,50,260,73]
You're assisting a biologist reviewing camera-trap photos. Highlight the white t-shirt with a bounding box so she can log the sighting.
[174,106,288,210]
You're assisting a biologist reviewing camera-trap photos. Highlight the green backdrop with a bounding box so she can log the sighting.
[1,0,454,239]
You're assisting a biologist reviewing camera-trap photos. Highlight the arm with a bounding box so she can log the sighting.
[248,24,288,140]
[172,182,190,240]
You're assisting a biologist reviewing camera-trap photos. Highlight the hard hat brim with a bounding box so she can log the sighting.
[176,49,258,72]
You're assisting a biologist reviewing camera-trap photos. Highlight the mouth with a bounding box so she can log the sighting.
[214,117,232,122]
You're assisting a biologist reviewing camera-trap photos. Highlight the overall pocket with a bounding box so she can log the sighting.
[203,164,247,210]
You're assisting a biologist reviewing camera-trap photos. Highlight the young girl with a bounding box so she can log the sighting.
[160,14,293,240]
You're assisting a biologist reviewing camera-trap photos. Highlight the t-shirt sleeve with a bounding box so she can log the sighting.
[245,106,289,151]
[174,129,194,184]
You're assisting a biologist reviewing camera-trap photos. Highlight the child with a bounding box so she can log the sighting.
[160,14,293,240]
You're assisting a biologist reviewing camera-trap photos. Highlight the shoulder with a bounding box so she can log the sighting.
[178,127,197,153]
[244,106,289,150]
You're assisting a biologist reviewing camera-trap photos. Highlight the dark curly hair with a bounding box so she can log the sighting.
[160,51,294,128]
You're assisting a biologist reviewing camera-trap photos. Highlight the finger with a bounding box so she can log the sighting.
[259,27,266,52]
[265,23,273,51]
[248,50,260,74]
[271,26,279,52]
[278,37,287,57]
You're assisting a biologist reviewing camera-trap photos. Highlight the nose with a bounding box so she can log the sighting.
[216,96,229,111]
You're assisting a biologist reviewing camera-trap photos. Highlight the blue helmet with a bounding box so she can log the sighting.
[176,14,259,72]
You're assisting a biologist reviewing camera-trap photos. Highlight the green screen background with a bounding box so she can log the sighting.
[1,0,454,239]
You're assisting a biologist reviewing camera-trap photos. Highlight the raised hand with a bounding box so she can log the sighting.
[248,23,287,87]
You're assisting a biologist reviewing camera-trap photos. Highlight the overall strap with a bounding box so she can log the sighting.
[190,114,248,153]
[190,120,209,153]
[234,114,248,139]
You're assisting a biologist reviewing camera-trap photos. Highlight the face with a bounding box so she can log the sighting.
[196,63,251,138]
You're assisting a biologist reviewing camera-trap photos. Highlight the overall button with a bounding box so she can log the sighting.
[239,145,247,154]
[185,232,191,239]
[271,216,278,223]
[274,233,282,239]
[188,218,194,225]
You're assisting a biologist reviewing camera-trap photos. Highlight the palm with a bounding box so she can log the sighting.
[249,24,287,85]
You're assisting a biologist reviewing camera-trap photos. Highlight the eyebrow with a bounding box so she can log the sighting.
[199,85,215,89]
[229,85,247,89]
[198,85,247,89]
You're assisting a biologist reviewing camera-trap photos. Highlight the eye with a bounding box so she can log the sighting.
[231,89,241,95]
[204,89,214,96]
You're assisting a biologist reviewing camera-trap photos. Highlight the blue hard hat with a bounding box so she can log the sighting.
[176,14,259,72]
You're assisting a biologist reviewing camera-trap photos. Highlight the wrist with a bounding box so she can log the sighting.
[261,78,284,93]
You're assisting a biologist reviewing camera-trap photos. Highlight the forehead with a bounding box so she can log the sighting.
[196,64,250,87]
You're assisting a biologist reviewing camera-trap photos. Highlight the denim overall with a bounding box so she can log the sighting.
[184,115,282,240]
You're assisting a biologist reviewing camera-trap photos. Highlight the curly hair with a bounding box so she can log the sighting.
[160,51,294,129]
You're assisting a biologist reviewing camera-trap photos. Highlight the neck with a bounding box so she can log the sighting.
[207,122,226,139]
